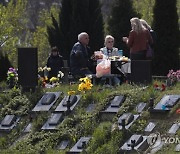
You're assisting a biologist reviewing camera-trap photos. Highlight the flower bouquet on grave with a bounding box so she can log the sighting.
[38,66,51,87]
[166,69,180,86]
[49,77,59,87]
[78,76,93,100]
[6,67,18,88]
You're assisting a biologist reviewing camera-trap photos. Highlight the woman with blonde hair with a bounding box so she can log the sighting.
[123,17,153,60]
[100,35,119,58]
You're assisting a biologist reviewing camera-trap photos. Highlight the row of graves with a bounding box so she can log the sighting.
[0,90,179,153]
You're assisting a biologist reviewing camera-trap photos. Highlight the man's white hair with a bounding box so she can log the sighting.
[78,32,88,41]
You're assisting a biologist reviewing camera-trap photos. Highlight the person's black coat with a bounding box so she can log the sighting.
[47,54,64,78]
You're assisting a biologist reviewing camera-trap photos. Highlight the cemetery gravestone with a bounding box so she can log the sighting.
[175,144,180,152]
[55,95,81,112]
[118,113,139,130]
[41,113,63,130]
[144,122,156,133]
[0,115,20,132]
[32,92,61,112]
[168,123,180,134]
[120,134,148,152]
[136,102,147,113]
[101,95,125,113]
[152,95,180,112]
[57,140,69,150]
[69,137,91,153]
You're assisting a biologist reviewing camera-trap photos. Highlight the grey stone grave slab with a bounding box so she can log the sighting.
[144,122,156,133]
[57,140,69,150]
[41,113,63,130]
[175,144,180,152]
[118,113,139,130]
[168,123,180,134]
[55,95,81,112]
[136,102,147,113]
[23,123,32,133]
[32,92,61,112]
[86,104,96,112]
[120,134,148,152]
[0,115,20,132]
[69,137,91,153]
[1,115,15,127]
[152,95,180,112]
[101,95,125,113]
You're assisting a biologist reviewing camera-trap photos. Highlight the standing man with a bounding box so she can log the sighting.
[70,32,93,77]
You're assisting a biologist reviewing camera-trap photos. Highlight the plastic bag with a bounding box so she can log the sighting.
[96,59,111,78]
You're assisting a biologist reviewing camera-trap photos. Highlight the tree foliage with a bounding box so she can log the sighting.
[47,0,104,61]
[0,0,27,66]
[107,0,140,56]
[133,0,155,25]
[29,6,59,67]
[152,0,180,75]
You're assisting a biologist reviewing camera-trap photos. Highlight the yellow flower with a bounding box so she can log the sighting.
[50,77,58,83]
[78,76,93,92]
[68,90,76,96]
